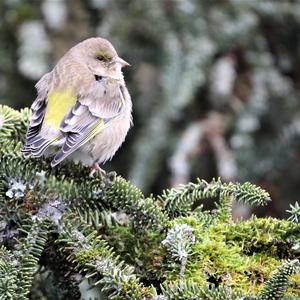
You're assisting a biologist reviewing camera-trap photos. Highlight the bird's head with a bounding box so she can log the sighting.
[71,37,130,80]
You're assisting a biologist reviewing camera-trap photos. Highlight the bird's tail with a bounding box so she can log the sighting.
[22,136,59,158]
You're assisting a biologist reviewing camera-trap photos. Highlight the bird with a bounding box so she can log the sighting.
[22,37,132,174]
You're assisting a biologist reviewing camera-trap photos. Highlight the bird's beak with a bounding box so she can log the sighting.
[114,56,130,67]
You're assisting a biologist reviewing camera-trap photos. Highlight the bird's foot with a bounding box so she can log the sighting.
[89,162,106,178]
[89,163,117,183]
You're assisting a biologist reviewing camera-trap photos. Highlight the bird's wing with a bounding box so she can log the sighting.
[22,73,53,156]
[50,79,127,167]
[22,72,80,157]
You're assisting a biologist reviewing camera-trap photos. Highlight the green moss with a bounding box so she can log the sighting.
[187,231,246,285]
[287,273,300,296]
[114,281,154,299]
[213,216,299,257]
[246,254,281,294]
[62,211,300,298]
[165,215,300,296]
[169,216,207,239]
[75,247,101,265]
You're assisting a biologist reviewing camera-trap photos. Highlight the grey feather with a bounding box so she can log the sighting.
[22,73,50,150]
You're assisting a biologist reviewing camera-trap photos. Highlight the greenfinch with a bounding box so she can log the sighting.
[22,37,132,173]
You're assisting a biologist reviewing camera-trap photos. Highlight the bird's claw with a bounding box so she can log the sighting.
[89,162,106,178]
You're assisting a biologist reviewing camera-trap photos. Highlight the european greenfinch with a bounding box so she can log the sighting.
[22,37,132,173]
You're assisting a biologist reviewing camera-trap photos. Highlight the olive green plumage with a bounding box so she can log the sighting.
[22,37,132,168]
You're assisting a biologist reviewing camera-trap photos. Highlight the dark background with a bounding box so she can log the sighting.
[1,0,300,219]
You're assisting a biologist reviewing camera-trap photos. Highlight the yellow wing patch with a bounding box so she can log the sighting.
[44,90,77,129]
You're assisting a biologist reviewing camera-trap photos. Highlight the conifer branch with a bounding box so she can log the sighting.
[0,105,300,299]
[0,246,19,299]
[17,219,51,299]
[106,176,169,230]
[160,281,233,300]
[160,178,270,219]
[287,201,300,223]
[257,260,300,300]
[57,214,155,300]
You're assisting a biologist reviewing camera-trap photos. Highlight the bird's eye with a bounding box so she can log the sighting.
[96,55,105,62]
[95,52,111,63]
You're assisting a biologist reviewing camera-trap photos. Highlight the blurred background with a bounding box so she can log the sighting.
[1,0,300,219]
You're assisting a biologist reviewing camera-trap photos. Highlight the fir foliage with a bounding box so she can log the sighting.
[160,178,270,219]
[0,105,300,299]
[257,260,300,300]
[0,246,18,299]
[57,214,155,300]
[288,202,300,224]
[17,219,51,300]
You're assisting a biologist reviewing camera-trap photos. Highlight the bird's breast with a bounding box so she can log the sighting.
[86,109,132,163]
